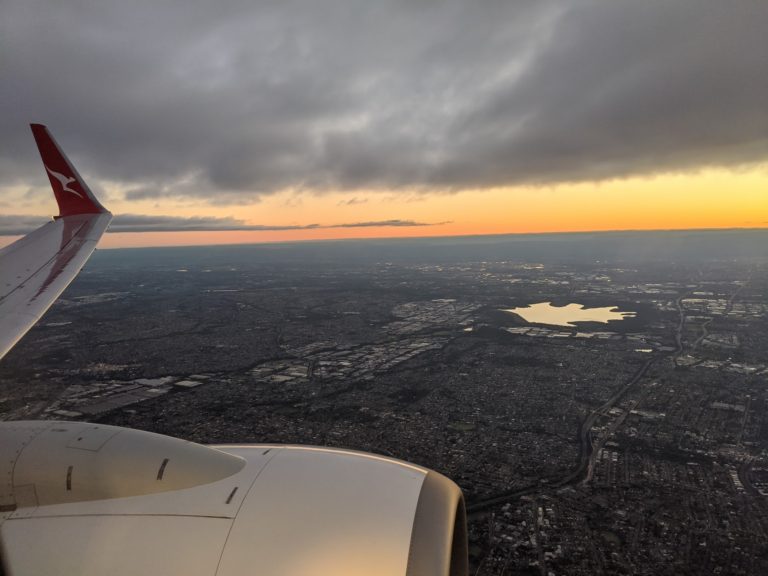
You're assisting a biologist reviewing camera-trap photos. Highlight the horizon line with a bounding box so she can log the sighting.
[93,224,768,251]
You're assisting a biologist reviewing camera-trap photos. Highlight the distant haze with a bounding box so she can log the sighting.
[85,229,768,267]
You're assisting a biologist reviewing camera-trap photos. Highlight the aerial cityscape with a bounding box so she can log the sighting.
[2,1,766,573]
[2,232,766,575]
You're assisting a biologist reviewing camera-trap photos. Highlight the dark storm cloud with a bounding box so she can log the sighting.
[0,214,442,235]
[1,1,765,202]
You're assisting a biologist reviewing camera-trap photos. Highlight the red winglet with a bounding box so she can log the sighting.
[30,123,107,217]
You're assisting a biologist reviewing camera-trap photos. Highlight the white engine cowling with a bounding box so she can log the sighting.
[0,421,467,576]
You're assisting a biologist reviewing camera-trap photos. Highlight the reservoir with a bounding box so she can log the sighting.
[503,302,636,327]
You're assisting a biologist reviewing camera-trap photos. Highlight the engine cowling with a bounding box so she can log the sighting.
[0,421,245,510]
[0,421,468,576]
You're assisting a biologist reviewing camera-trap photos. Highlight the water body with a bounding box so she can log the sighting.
[504,302,636,327]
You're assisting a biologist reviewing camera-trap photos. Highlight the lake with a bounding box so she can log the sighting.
[503,301,636,327]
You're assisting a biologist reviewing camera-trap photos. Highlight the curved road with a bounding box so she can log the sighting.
[467,358,654,516]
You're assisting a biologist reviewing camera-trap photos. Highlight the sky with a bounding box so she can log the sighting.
[1,0,766,248]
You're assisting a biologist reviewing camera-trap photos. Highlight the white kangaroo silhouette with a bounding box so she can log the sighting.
[45,166,84,199]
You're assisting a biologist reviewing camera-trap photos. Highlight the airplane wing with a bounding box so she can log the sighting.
[0,124,112,359]
[0,126,468,576]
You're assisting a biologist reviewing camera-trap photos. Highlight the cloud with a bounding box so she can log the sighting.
[0,215,54,236]
[337,197,368,206]
[0,214,446,235]
[335,219,450,228]
[108,214,316,233]
[0,0,765,203]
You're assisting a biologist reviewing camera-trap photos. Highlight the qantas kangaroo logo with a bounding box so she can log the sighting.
[45,166,84,199]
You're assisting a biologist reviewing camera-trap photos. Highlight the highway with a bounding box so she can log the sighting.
[467,279,753,516]
[467,358,654,516]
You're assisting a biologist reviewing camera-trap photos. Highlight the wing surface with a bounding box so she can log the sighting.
[0,124,111,359]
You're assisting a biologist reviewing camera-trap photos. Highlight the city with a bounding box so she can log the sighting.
[1,236,766,575]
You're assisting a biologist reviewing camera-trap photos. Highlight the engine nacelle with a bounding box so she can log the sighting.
[0,421,245,510]
[0,421,467,576]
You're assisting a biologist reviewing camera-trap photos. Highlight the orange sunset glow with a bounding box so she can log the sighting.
[3,166,767,250]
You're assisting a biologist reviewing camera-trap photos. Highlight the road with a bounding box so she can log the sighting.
[468,277,751,516]
[467,358,654,516]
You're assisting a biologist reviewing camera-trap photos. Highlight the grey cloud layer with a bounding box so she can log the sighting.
[0,214,443,235]
[1,1,766,202]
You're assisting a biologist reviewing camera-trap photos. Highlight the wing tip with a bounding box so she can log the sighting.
[30,123,48,138]
[30,123,109,217]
